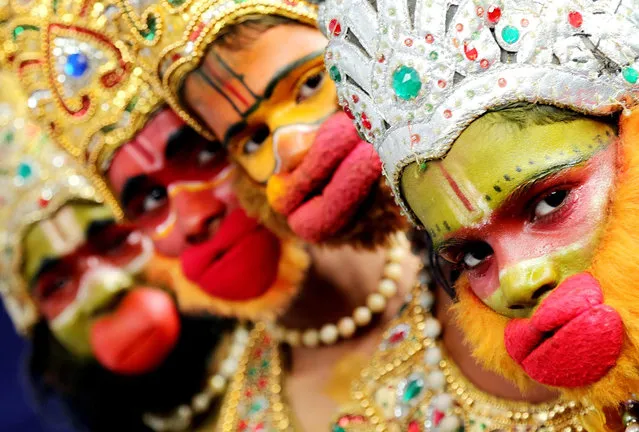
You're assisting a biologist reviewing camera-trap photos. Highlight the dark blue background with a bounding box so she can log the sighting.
[0,307,73,432]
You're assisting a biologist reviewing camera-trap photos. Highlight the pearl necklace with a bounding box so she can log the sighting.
[274,233,408,347]
[143,326,250,432]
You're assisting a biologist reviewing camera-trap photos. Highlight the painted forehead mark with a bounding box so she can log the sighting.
[123,134,165,172]
[197,49,260,118]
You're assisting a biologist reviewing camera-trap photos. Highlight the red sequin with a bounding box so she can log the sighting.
[464,43,478,61]
[425,34,434,44]
[404,38,413,47]
[328,18,342,36]
[408,421,421,432]
[443,109,452,119]
[480,58,490,69]
[344,106,355,119]
[352,94,359,103]
[361,113,372,130]
[498,77,507,88]
[487,6,501,23]
[568,11,583,28]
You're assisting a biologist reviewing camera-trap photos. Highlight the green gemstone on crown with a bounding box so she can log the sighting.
[623,67,639,84]
[392,66,422,101]
[329,65,342,82]
[501,25,520,44]
[143,16,158,41]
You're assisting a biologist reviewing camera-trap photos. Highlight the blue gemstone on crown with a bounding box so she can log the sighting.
[16,162,33,179]
[501,25,520,44]
[64,53,89,78]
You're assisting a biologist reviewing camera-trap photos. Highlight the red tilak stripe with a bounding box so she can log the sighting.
[437,164,475,212]
[205,62,250,109]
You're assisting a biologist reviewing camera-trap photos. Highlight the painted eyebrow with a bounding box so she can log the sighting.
[222,120,249,148]
[119,174,148,208]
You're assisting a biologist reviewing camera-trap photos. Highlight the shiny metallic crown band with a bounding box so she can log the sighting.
[120,0,318,139]
[0,71,101,334]
[320,0,639,223]
[1,0,165,219]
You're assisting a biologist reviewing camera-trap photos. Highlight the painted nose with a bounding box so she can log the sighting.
[273,124,318,174]
[169,183,226,243]
[499,259,559,312]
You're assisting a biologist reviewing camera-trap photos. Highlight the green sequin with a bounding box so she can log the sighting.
[392,66,422,101]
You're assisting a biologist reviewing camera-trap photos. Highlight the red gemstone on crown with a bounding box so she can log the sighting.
[425,34,434,44]
[39,197,50,208]
[389,328,407,344]
[568,11,583,28]
[361,113,372,130]
[328,19,342,36]
[344,105,355,119]
[437,80,447,88]
[464,44,478,61]
[443,109,452,119]
[408,421,421,432]
[480,58,490,69]
[487,6,501,23]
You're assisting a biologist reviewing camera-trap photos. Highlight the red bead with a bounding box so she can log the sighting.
[521,18,529,27]
[344,105,355,119]
[487,6,501,24]
[425,34,434,44]
[433,410,445,426]
[411,134,421,144]
[408,421,421,432]
[476,6,484,16]
[480,58,490,69]
[257,378,267,389]
[328,18,342,36]
[443,109,452,119]
[437,80,447,88]
[361,113,372,130]
[464,43,478,61]
[352,94,359,103]
[455,23,464,32]
[404,38,413,47]
[498,77,507,87]
[568,11,583,28]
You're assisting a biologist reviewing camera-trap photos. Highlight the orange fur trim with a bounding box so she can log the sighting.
[144,239,310,321]
[452,109,639,430]
[235,170,408,249]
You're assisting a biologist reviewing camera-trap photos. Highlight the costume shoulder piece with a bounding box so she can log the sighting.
[319,0,639,225]
[333,287,595,431]
[1,0,164,218]
[0,70,101,334]
[116,0,318,140]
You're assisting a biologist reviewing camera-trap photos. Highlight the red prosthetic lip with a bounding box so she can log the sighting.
[272,112,382,243]
[504,273,624,388]
[181,208,281,301]
[91,287,180,375]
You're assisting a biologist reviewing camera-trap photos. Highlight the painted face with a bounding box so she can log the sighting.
[107,108,234,257]
[402,117,617,318]
[107,107,282,302]
[183,24,388,244]
[21,201,180,375]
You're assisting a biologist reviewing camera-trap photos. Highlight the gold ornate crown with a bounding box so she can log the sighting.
[1,0,165,219]
[0,70,103,334]
[118,0,318,140]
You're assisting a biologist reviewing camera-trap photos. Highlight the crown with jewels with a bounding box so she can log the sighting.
[117,0,318,140]
[1,0,165,219]
[0,70,103,335]
[320,0,639,223]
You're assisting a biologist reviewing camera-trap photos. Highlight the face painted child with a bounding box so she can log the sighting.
[20,201,180,375]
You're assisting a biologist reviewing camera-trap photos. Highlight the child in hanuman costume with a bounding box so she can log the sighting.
[99,0,608,429]
[322,0,639,429]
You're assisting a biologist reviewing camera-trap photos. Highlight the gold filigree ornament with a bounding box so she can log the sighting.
[116,0,318,140]
[0,70,103,335]
[333,286,597,432]
[1,0,165,219]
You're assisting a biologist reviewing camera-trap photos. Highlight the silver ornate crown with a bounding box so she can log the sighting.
[320,0,639,223]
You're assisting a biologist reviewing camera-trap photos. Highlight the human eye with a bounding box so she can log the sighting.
[297,71,326,103]
[532,189,569,220]
[441,241,493,270]
[243,125,270,155]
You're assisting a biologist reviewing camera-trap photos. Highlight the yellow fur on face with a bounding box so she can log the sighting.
[451,109,639,429]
